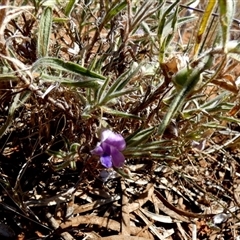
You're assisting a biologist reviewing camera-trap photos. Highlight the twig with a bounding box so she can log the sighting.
[46,213,75,240]
[120,179,130,236]
[60,215,152,238]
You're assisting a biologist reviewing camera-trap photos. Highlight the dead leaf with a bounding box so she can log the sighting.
[228,103,240,116]
[99,236,151,240]
[212,74,238,93]
[60,215,153,239]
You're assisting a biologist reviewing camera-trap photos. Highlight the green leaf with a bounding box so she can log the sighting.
[0,91,31,138]
[226,41,240,53]
[101,106,142,119]
[126,127,156,147]
[158,0,180,62]
[130,0,162,32]
[64,0,77,16]
[218,116,240,124]
[42,0,57,7]
[173,64,193,90]
[113,167,131,179]
[0,74,18,81]
[32,57,106,80]
[218,0,235,52]
[97,62,142,104]
[124,151,175,160]
[157,55,213,136]
[37,7,53,57]
[164,3,179,49]
[41,73,103,89]
[96,77,111,104]
[99,88,138,106]
[70,143,80,152]
[103,1,127,25]
[60,80,102,89]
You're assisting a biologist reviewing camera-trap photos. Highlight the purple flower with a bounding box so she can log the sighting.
[91,129,126,168]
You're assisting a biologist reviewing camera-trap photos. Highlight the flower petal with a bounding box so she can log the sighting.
[101,142,111,155]
[101,129,113,142]
[91,144,103,155]
[101,129,126,151]
[100,155,112,168]
[110,146,125,168]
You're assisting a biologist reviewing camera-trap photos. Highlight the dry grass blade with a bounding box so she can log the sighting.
[0,92,29,138]
[153,190,189,223]
[72,194,120,215]
[0,5,34,43]
[139,208,176,224]
[135,209,171,240]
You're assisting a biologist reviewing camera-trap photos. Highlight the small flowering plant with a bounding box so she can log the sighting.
[91,129,126,168]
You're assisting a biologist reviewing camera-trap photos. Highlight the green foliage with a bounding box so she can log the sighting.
[1,0,239,159]
[158,0,180,62]
[33,57,106,80]
[37,7,53,57]
[81,62,142,119]
[47,142,80,171]
[218,0,235,52]
[64,0,77,17]
[0,91,31,138]
[158,55,213,136]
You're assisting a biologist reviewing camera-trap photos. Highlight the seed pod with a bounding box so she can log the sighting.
[172,65,193,91]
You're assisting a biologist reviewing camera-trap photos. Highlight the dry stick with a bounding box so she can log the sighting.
[176,222,189,240]
[152,192,189,223]
[100,236,150,240]
[125,184,154,213]
[46,213,75,240]
[154,189,215,219]
[120,179,130,236]
[72,194,121,215]
[60,215,151,238]
[230,161,240,207]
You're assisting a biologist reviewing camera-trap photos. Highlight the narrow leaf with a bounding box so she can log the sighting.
[218,0,235,52]
[32,57,106,80]
[193,0,217,57]
[99,88,138,106]
[101,106,141,119]
[64,0,77,16]
[157,55,212,136]
[126,127,156,147]
[0,91,31,138]
[97,62,142,105]
[158,0,180,62]
[103,2,127,25]
[37,7,52,57]
[41,73,103,89]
